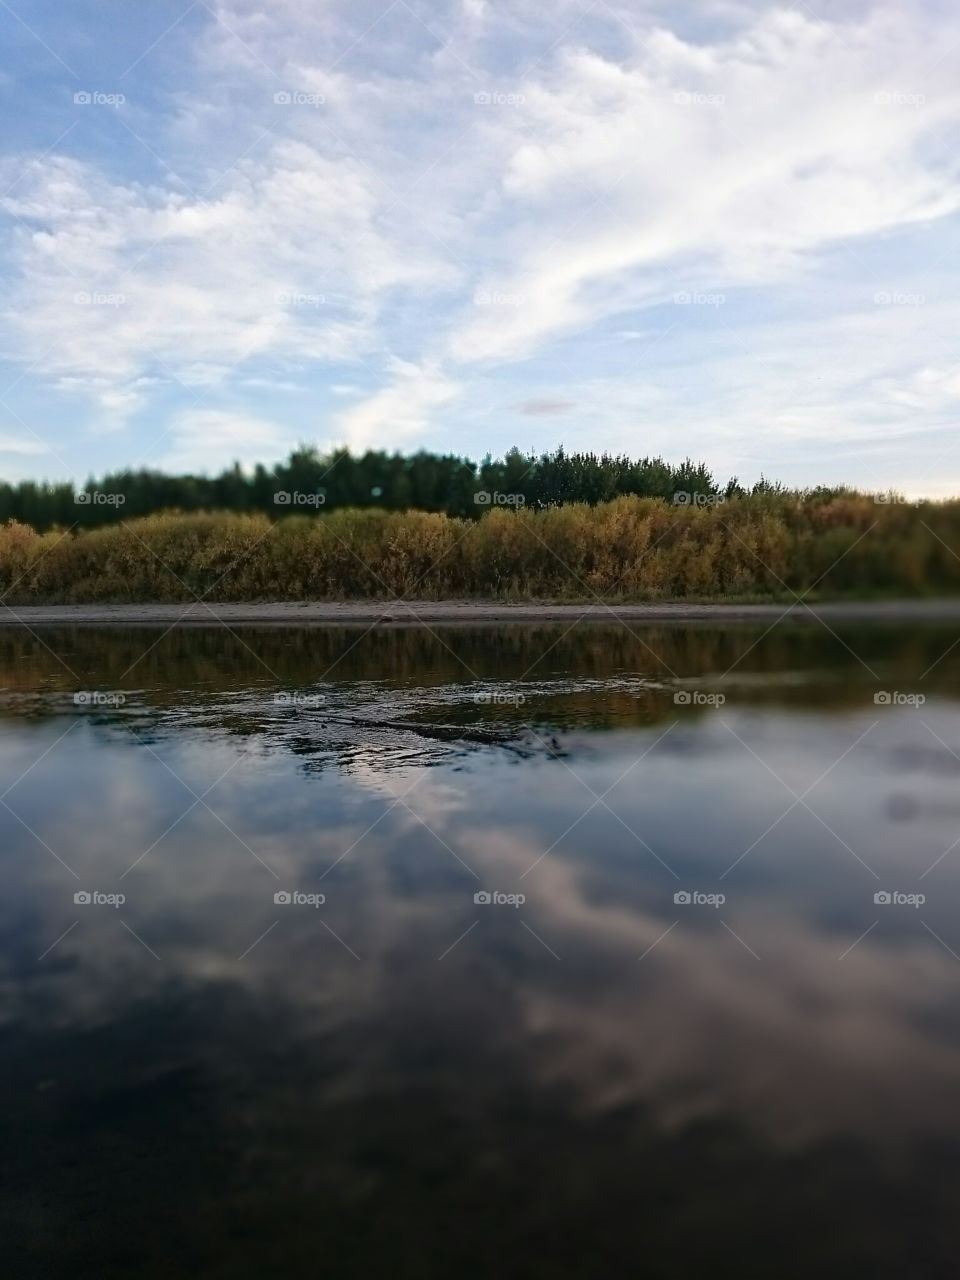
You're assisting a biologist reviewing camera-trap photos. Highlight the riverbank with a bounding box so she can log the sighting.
[4,600,960,626]
[2,500,959,605]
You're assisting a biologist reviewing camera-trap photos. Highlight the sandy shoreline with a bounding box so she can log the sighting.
[1,599,959,627]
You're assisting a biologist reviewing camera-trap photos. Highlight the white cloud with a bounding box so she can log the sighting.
[0,434,49,456]
[0,141,452,418]
[156,408,295,473]
[334,359,460,451]
[449,9,960,364]
[1,0,960,484]
[880,365,960,412]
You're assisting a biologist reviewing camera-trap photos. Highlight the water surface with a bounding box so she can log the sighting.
[3,622,960,1277]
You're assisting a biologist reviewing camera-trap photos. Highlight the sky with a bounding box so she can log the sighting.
[0,0,959,494]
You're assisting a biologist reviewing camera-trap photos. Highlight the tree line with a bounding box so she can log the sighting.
[0,444,796,531]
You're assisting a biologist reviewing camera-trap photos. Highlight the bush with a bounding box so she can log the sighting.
[0,495,958,603]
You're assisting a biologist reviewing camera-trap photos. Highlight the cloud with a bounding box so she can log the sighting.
[334,359,460,451]
[880,365,960,412]
[1,0,960,483]
[0,434,50,456]
[448,8,960,365]
[156,408,294,474]
[0,142,452,418]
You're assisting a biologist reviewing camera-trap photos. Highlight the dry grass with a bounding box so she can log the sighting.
[0,495,957,603]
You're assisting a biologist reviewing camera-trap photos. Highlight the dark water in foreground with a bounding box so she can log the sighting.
[2,622,960,1278]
